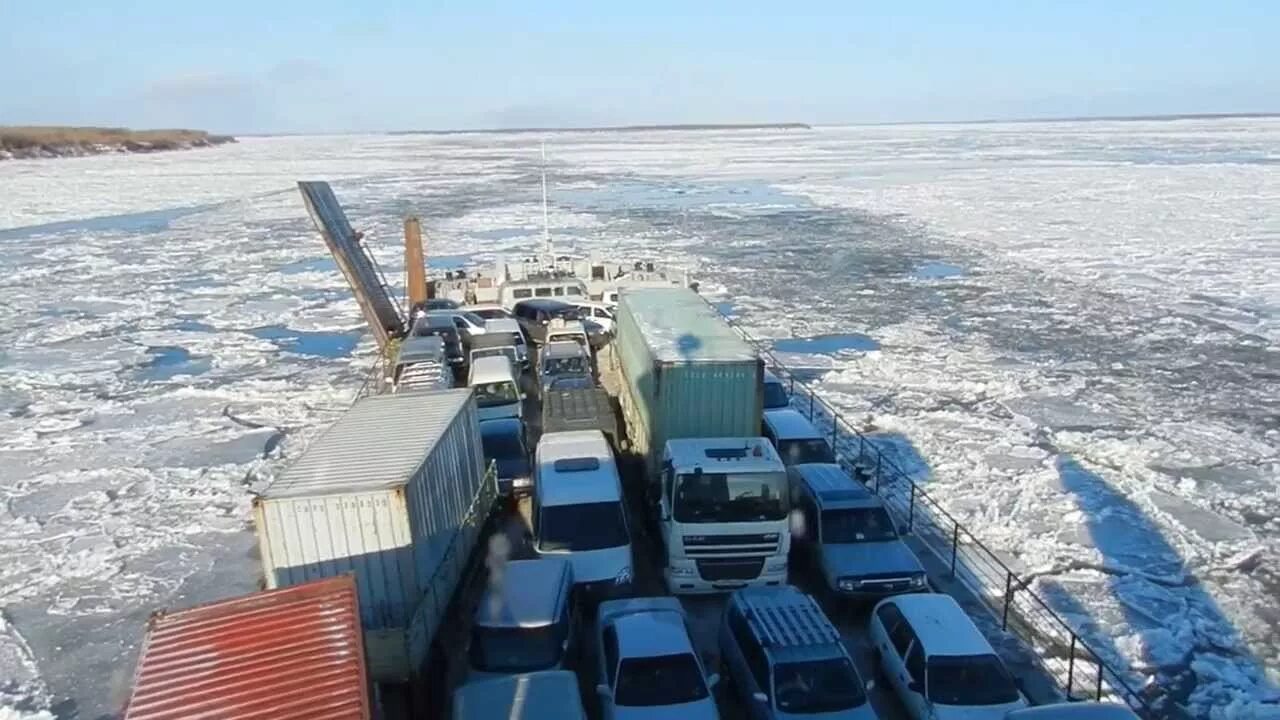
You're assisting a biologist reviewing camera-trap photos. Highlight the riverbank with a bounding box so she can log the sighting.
[0,127,236,160]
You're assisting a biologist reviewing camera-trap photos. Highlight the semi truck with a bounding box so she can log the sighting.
[613,287,786,594]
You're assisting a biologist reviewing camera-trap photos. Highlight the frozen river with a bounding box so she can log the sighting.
[0,120,1277,718]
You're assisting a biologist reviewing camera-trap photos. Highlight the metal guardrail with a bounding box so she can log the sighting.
[715,309,1160,717]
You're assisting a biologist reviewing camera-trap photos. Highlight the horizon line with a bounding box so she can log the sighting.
[235,110,1280,137]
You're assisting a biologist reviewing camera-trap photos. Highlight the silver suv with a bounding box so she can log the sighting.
[789,463,927,599]
[719,586,876,720]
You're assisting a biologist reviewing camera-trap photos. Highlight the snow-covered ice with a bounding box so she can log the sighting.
[0,119,1277,718]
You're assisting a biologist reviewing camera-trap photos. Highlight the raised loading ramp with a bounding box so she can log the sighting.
[297,181,404,350]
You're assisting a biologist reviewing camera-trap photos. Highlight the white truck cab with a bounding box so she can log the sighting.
[658,438,790,594]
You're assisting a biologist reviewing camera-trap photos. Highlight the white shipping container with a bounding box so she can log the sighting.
[254,387,492,682]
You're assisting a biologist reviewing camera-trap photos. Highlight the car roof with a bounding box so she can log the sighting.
[763,408,822,440]
[665,437,783,473]
[881,594,994,657]
[479,417,523,438]
[731,586,846,663]
[514,298,576,311]
[536,431,620,506]
[397,335,445,364]
[541,341,588,358]
[469,355,516,381]
[474,558,572,628]
[791,464,881,509]
[452,671,585,720]
[605,604,695,659]
[484,318,520,332]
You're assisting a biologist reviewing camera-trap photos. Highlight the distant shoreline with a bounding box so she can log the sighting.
[388,122,812,136]
[0,127,237,161]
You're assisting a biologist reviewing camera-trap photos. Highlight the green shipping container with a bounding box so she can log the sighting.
[614,287,763,473]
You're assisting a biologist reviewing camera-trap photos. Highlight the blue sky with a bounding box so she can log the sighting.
[1,1,1275,133]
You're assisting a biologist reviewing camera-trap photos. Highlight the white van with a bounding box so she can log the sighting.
[468,355,523,421]
[533,430,633,602]
[869,594,1027,720]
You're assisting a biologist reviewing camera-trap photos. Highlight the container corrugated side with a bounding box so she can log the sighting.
[254,389,494,682]
[123,575,370,720]
[255,490,416,630]
[615,290,763,470]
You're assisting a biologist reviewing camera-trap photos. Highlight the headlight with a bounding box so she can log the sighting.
[838,578,860,591]
[669,566,696,577]
[512,476,532,487]
[614,566,633,586]
[911,574,928,588]
[765,560,787,573]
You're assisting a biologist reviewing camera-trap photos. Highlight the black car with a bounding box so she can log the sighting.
[479,417,532,496]
[512,299,582,345]
[411,315,464,365]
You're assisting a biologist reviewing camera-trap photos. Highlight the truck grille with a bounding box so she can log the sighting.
[697,558,765,582]
[682,533,780,557]
[850,574,919,593]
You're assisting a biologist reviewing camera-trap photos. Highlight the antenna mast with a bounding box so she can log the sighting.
[541,141,552,258]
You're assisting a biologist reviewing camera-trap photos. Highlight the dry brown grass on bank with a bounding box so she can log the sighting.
[0,126,235,153]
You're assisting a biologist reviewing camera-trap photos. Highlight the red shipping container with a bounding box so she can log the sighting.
[123,575,371,720]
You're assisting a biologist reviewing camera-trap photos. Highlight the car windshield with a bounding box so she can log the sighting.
[469,624,563,673]
[538,501,628,551]
[474,381,519,408]
[543,355,588,376]
[762,382,790,409]
[471,308,509,320]
[777,438,836,465]
[773,658,867,713]
[481,428,524,460]
[822,507,898,543]
[548,332,587,345]
[615,653,709,707]
[674,472,788,523]
[927,654,1020,706]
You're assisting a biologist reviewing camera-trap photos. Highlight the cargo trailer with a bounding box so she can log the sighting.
[254,388,494,682]
[123,575,371,720]
[613,287,763,472]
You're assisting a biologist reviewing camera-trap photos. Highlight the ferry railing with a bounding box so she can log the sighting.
[716,312,1160,718]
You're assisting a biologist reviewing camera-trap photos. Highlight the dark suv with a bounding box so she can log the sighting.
[512,299,582,345]
[411,315,464,365]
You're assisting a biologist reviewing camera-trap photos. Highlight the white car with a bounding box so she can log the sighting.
[427,309,488,339]
[462,303,515,321]
[573,301,616,334]
[869,594,1027,720]
[594,597,720,720]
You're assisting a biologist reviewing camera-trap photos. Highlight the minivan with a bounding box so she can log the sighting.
[513,299,582,345]
[762,408,837,466]
[533,430,633,602]
[468,557,577,679]
[468,355,523,421]
[720,586,876,720]
[789,463,927,599]
[869,594,1027,720]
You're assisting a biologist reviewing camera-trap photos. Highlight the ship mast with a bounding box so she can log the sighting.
[541,141,552,259]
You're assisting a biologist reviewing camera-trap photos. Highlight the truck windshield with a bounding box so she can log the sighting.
[548,332,587,345]
[538,501,629,551]
[773,658,867,713]
[821,507,897,543]
[776,438,835,466]
[469,624,563,673]
[474,381,519,408]
[674,472,788,523]
[926,655,1020,705]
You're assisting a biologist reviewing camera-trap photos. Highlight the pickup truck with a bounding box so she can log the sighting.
[542,388,621,451]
